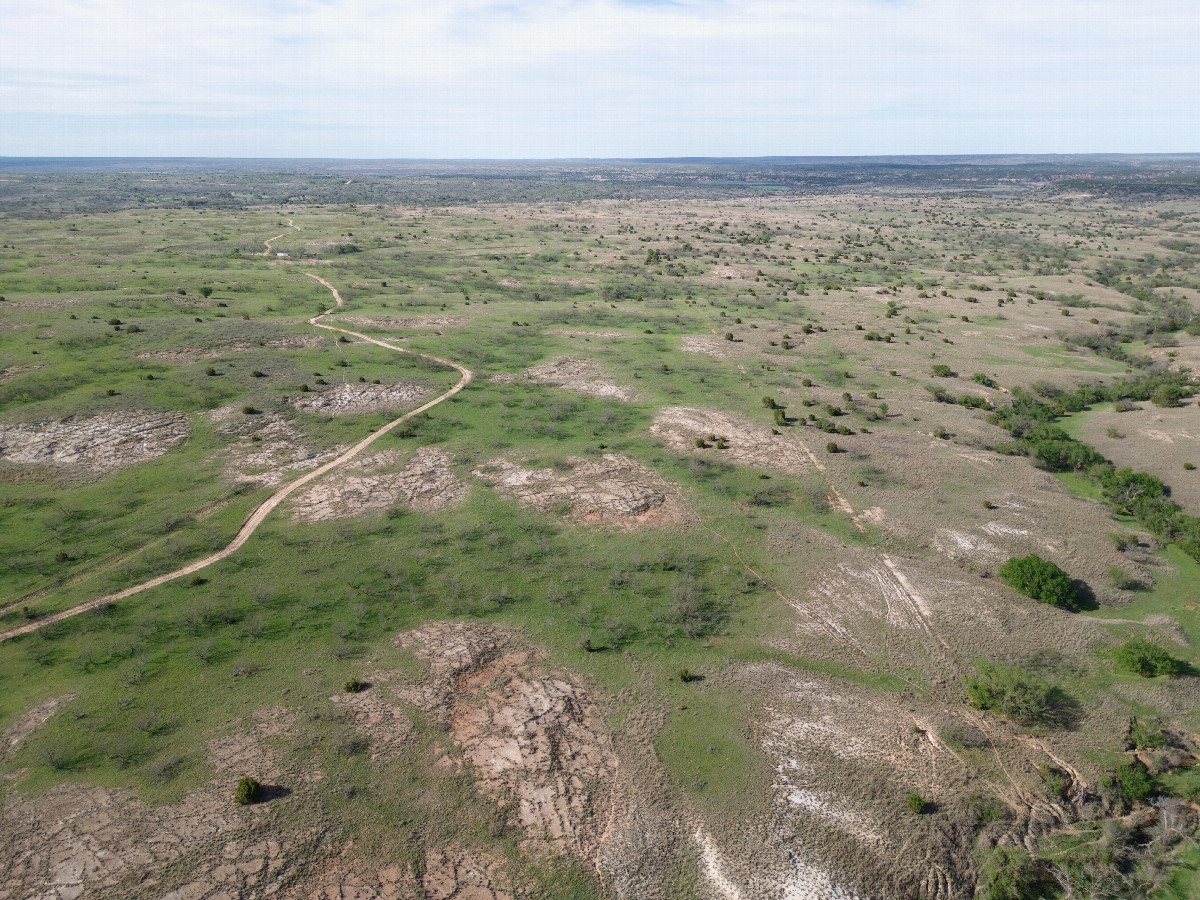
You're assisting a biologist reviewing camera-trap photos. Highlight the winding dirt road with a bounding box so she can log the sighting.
[0,272,472,643]
[261,219,298,256]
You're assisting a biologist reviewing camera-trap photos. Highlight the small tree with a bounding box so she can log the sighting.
[931,364,955,377]
[906,792,925,814]
[200,286,214,298]
[234,776,262,805]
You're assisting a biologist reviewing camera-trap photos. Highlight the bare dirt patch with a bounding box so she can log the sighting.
[474,453,687,527]
[330,688,413,760]
[395,623,619,863]
[2,694,74,755]
[136,335,322,363]
[291,447,467,522]
[0,412,189,473]
[0,709,331,900]
[651,407,821,476]
[490,356,634,401]
[0,364,44,384]
[334,314,467,330]
[545,328,630,339]
[288,846,520,900]
[208,406,345,486]
[289,381,429,416]
[1073,402,1200,514]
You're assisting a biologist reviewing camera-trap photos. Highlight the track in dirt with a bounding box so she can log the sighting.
[0,270,472,643]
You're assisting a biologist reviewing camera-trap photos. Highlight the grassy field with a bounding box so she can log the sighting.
[3,174,1200,900]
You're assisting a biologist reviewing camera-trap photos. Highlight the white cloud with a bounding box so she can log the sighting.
[1,0,1197,155]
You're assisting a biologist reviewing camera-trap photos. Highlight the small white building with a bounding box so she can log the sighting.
[276,251,289,258]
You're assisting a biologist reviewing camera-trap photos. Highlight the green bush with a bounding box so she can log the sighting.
[1130,718,1166,750]
[826,442,838,453]
[905,792,925,814]
[1106,566,1137,590]
[1111,637,1182,677]
[996,554,1077,610]
[931,364,954,377]
[1109,760,1155,804]
[234,776,262,805]
[978,846,1043,900]
[344,677,366,693]
[965,662,1055,725]
[1151,384,1183,408]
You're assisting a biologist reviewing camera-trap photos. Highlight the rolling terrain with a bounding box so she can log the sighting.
[2,161,1200,899]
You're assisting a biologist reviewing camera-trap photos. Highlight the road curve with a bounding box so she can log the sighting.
[261,219,298,256]
[0,273,472,643]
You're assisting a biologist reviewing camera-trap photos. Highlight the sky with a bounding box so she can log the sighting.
[1,0,1198,158]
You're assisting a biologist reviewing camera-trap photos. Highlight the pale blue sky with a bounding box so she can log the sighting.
[1,0,1197,158]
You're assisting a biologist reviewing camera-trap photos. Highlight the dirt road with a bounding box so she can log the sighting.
[0,272,472,643]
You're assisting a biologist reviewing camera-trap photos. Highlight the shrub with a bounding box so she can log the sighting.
[906,792,925,814]
[242,406,259,415]
[724,332,733,341]
[931,364,954,377]
[234,776,262,805]
[971,373,996,387]
[200,286,213,298]
[965,662,1055,725]
[978,846,1043,900]
[251,370,265,377]
[826,442,838,453]
[773,409,787,427]
[678,668,694,683]
[1111,637,1182,677]
[694,437,707,449]
[996,554,1077,610]
[1109,760,1155,804]
[204,367,217,377]
[1151,384,1183,408]
[1185,462,1196,470]
[343,677,366,693]
[1106,566,1136,590]
[982,499,997,510]
[1130,718,1167,750]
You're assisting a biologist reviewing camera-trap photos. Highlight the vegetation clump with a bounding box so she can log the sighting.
[234,776,262,805]
[996,554,1077,610]
[965,662,1056,725]
[1111,637,1183,677]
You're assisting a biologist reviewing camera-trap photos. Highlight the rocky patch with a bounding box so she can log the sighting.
[291,447,467,522]
[136,335,322,363]
[474,453,686,526]
[289,381,428,416]
[490,356,634,401]
[209,406,345,486]
[334,314,467,330]
[0,412,189,473]
[396,623,619,864]
[651,406,821,476]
